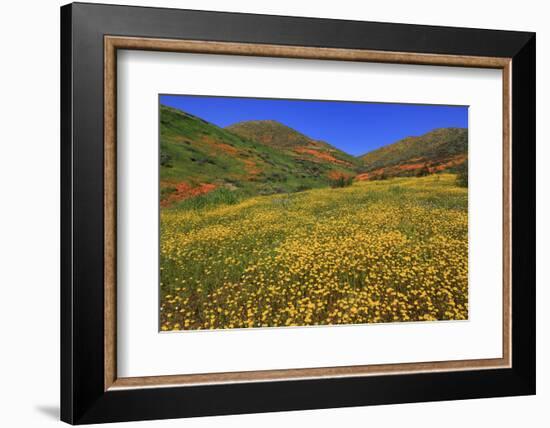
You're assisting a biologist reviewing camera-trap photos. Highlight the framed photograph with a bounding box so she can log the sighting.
[61,2,535,424]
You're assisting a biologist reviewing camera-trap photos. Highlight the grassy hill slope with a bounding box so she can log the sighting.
[358,127,468,180]
[160,105,359,207]
[226,120,361,168]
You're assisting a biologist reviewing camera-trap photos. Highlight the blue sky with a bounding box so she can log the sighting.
[160,95,468,156]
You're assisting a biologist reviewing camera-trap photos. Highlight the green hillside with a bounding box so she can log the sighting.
[358,127,468,180]
[226,119,361,167]
[226,120,313,149]
[160,105,359,207]
[160,104,467,206]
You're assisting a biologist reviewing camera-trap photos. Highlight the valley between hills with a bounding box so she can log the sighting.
[159,103,468,331]
[159,104,468,208]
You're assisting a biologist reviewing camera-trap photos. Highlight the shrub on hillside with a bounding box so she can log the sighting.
[160,152,173,168]
[329,174,354,188]
[372,171,388,181]
[416,163,431,177]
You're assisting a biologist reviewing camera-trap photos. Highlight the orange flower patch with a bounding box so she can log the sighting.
[161,181,217,207]
[215,142,239,155]
[430,155,467,172]
[356,154,467,181]
[202,135,239,155]
[243,158,262,177]
[356,170,383,181]
[327,170,354,180]
[294,147,353,166]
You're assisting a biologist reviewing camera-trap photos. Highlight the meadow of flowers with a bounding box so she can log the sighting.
[160,174,468,331]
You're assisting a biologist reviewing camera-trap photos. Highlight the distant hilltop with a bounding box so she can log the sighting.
[357,127,467,180]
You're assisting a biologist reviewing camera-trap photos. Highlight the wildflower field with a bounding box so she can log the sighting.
[160,174,468,331]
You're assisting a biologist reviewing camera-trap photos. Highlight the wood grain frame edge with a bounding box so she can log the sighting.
[103,35,512,391]
[104,36,117,391]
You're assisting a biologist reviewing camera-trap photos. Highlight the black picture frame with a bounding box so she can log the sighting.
[61,2,535,424]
